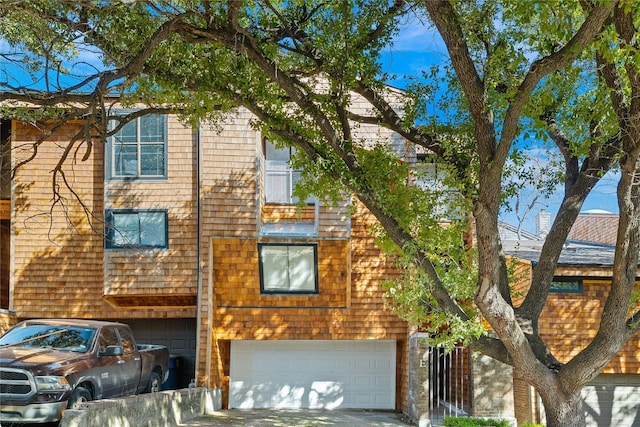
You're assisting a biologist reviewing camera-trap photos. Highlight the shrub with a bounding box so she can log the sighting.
[443,416,511,427]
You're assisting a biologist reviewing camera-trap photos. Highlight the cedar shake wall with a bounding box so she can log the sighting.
[539,277,640,374]
[196,108,261,395]
[201,204,409,410]
[512,262,640,374]
[11,118,197,319]
[103,116,198,309]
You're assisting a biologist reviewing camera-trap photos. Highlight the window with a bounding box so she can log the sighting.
[99,328,119,353]
[264,140,309,204]
[550,278,583,293]
[109,114,167,179]
[117,328,135,354]
[105,209,168,249]
[258,243,318,294]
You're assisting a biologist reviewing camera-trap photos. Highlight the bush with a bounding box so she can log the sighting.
[443,416,511,427]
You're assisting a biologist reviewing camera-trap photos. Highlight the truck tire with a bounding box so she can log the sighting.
[145,371,162,393]
[68,386,92,409]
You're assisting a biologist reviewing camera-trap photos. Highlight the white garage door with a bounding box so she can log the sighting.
[229,340,396,409]
[583,374,640,427]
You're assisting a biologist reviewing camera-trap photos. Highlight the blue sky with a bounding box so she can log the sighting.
[379,18,620,233]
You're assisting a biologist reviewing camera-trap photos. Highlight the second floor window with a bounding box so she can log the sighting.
[105,209,168,249]
[258,243,318,294]
[264,140,303,204]
[109,114,167,179]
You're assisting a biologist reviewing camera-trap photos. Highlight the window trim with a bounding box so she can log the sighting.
[106,113,168,181]
[258,243,319,295]
[105,209,169,250]
[550,277,583,293]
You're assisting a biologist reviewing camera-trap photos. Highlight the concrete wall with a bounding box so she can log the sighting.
[471,354,514,419]
[60,388,221,427]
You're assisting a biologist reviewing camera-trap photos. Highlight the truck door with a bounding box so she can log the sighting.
[97,327,125,398]
[116,327,142,395]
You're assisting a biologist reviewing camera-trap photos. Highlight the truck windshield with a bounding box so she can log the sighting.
[0,324,97,353]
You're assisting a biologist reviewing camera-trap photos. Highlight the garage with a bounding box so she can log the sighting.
[582,374,640,426]
[126,318,198,389]
[229,340,396,410]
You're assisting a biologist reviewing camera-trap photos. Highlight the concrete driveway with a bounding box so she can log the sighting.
[174,409,415,426]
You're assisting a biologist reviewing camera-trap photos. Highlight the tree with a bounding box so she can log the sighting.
[1,1,639,425]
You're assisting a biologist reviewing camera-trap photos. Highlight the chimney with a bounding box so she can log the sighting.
[536,209,551,238]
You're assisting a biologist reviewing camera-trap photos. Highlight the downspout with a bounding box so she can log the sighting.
[194,126,204,386]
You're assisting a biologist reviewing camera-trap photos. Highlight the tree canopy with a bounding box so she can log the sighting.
[1,1,639,425]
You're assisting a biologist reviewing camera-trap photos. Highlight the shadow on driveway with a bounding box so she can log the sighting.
[175,409,415,426]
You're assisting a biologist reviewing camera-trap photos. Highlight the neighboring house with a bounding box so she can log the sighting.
[503,211,640,427]
[567,208,620,246]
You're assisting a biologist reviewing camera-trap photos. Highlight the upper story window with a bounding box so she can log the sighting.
[258,243,318,294]
[264,140,308,204]
[105,209,168,249]
[108,114,167,179]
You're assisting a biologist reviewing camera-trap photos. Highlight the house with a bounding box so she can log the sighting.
[2,104,638,427]
[503,211,640,427]
[4,98,636,425]
[0,93,527,424]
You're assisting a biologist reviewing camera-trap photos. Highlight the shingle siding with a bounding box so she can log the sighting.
[9,106,412,412]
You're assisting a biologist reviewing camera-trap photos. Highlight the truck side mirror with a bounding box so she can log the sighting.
[100,345,124,357]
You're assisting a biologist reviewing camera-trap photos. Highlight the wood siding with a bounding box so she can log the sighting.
[512,261,640,374]
[10,117,197,318]
[199,203,409,410]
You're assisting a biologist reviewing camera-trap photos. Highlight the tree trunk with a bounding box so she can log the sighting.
[539,387,586,427]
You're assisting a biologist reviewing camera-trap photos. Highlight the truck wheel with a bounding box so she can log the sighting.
[145,371,162,393]
[68,386,92,409]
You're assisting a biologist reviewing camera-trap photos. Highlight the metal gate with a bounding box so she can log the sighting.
[429,346,472,425]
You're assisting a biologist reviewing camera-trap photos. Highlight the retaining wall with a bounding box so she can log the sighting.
[60,387,222,427]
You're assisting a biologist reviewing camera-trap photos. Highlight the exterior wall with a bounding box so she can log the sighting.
[10,118,196,319]
[471,354,514,418]
[513,261,640,374]
[1,217,8,309]
[0,308,16,334]
[539,276,640,374]
[103,115,199,310]
[513,373,541,425]
[201,206,409,410]
[408,333,431,427]
[8,107,412,412]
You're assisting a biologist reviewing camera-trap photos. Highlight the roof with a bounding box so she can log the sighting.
[502,239,619,267]
[498,221,539,241]
[567,211,619,245]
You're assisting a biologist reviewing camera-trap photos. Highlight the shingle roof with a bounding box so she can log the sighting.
[567,210,619,245]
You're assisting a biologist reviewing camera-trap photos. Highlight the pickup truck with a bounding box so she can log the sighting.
[0,318,170,424]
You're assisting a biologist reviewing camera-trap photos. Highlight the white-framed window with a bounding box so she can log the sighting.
[108,114,167,179]
[264,140,307,204]
[105,209,168,249]
[258,243,318,294]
